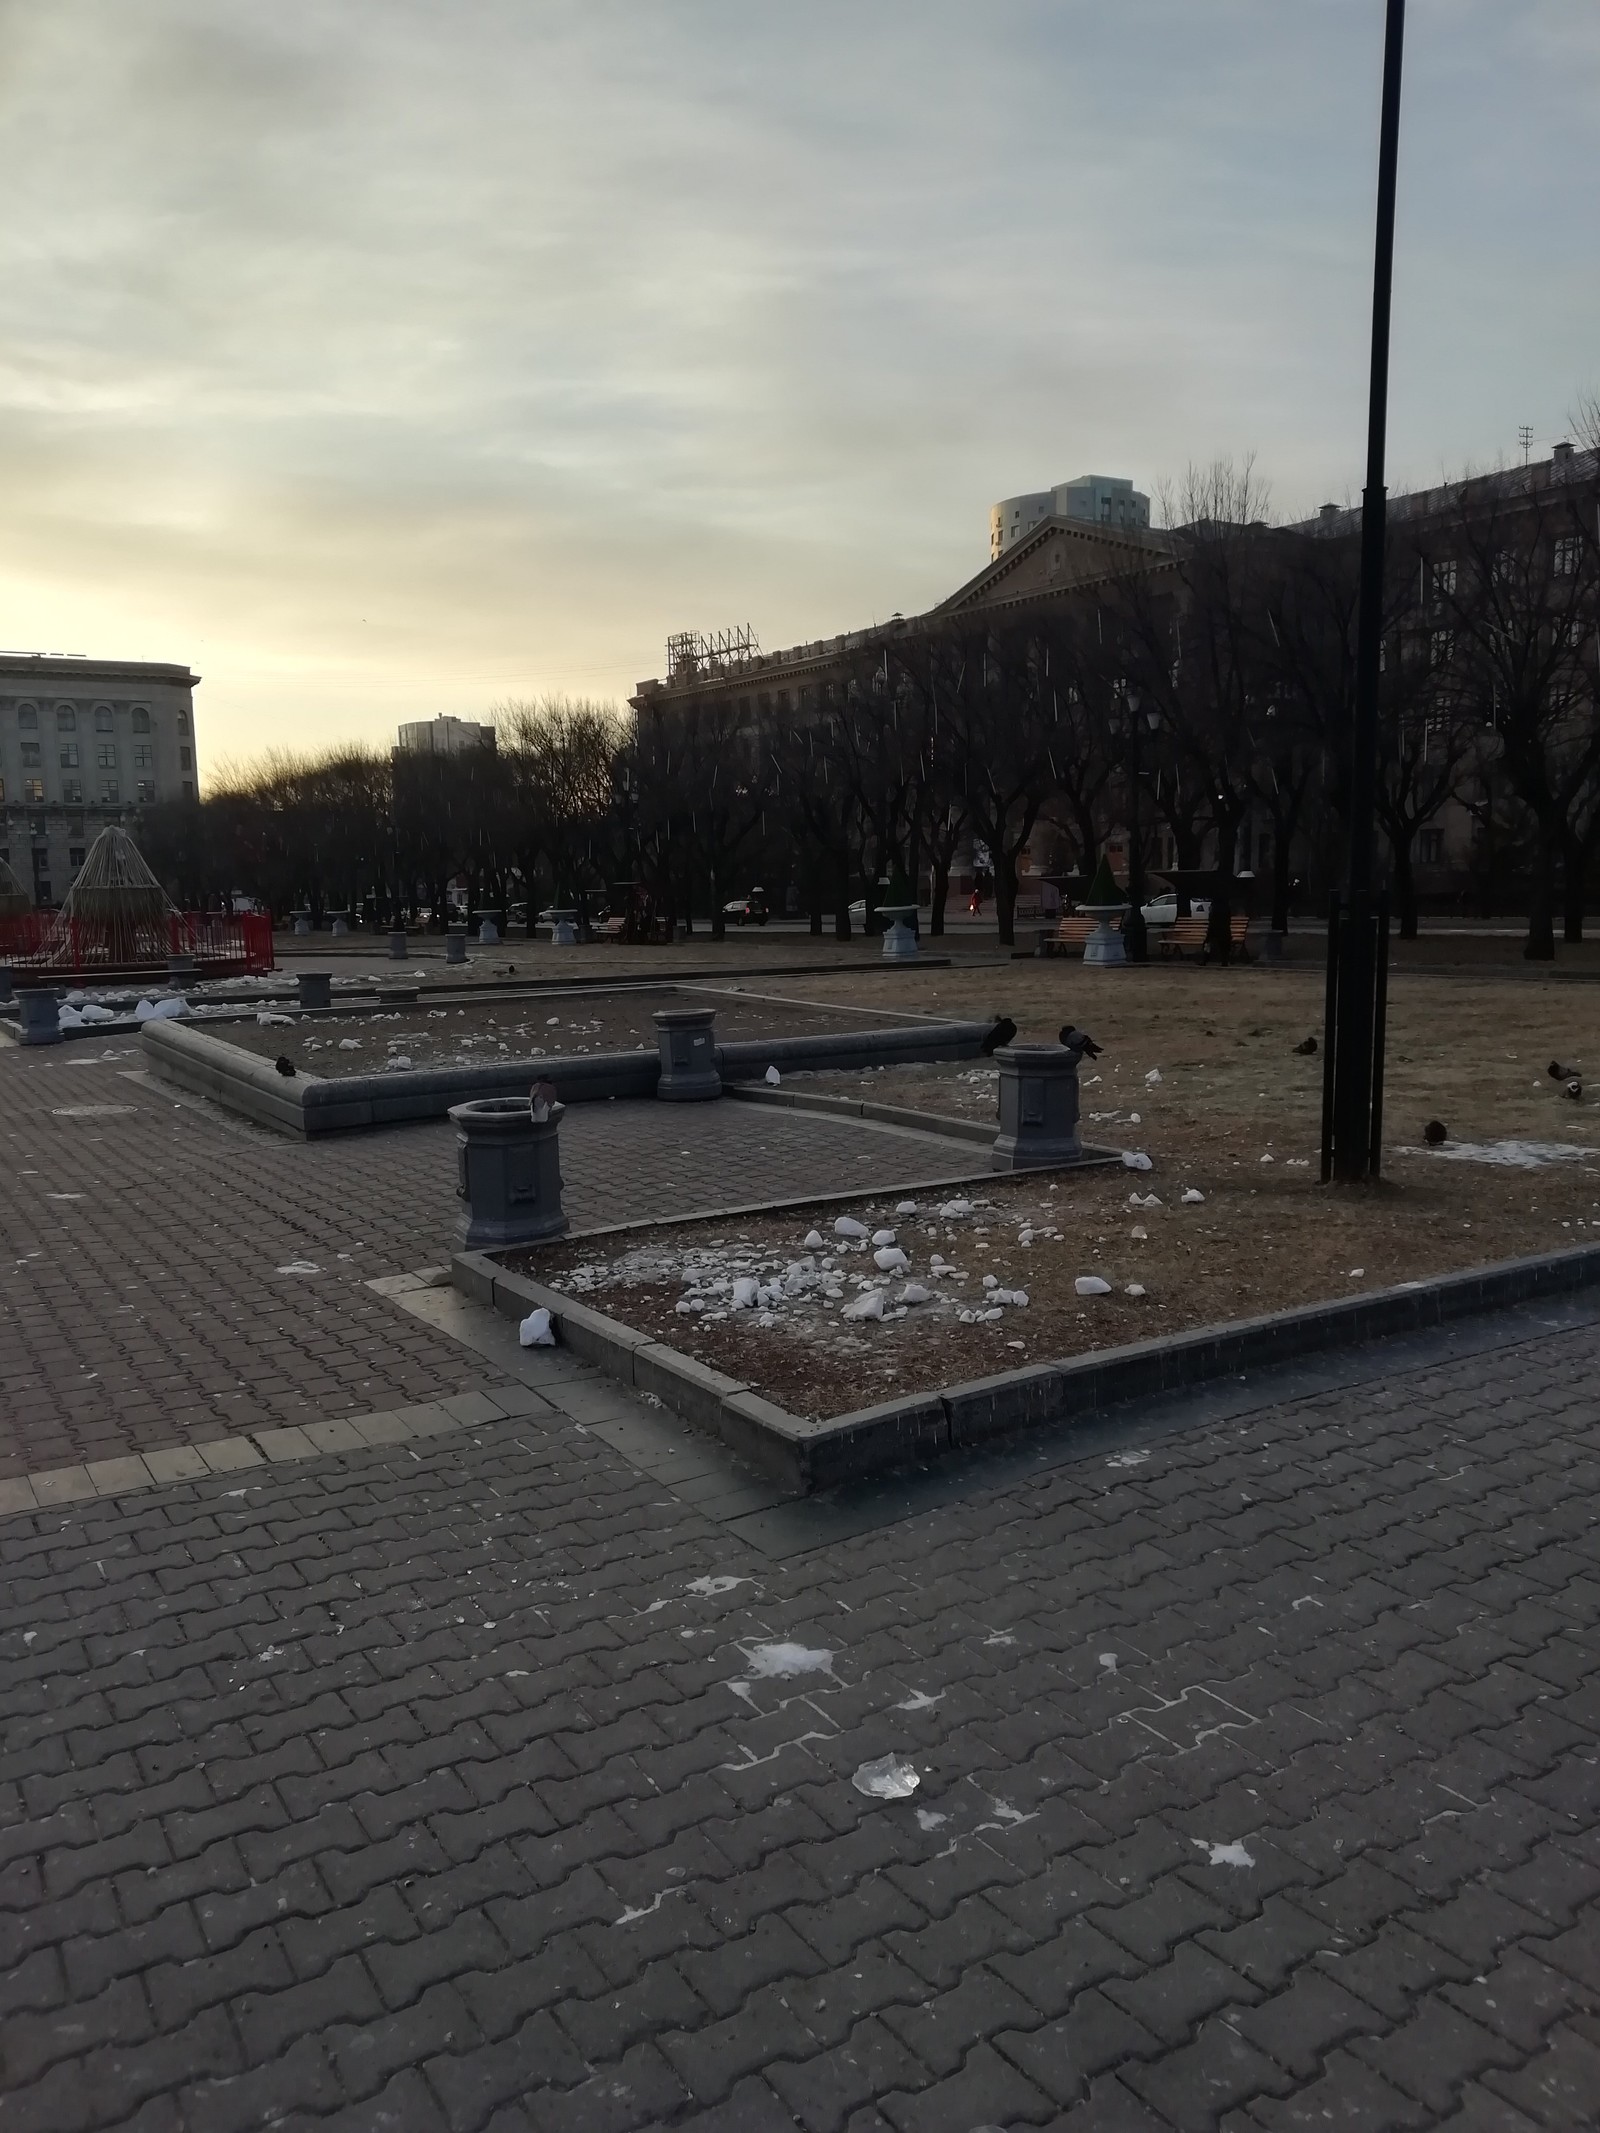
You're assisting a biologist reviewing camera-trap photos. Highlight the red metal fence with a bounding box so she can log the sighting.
[0,911,275,978]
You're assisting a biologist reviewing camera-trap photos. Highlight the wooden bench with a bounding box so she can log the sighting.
[1154,912,1251,960]
[1041,915,1097,956]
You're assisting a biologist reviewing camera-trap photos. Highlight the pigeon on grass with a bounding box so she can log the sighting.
[1423,1119,1448,1146]
[1549,1059,1577,1080]
[1294,1035,1318,1055]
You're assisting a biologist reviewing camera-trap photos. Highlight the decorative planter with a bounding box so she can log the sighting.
[879,904,919,962]
[1079,901,1128,967]
[445,929,468,965]
[550,910,578,948]
[448,1096,569,1250]
[291,910,312,937]
[17,989,62,1046]
[653,1006,721,1101]
[388,930,408,960]
[329,911,351,937]
[991,1043,1082,1169]
[474,911,500,946]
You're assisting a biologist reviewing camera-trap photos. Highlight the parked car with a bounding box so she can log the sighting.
[1139,891,1210,927]
[722,888,770,926]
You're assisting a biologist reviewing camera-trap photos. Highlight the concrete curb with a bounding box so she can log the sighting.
[452,1237,1600,1495]
[139,1016,993,1137]
[726,1080,996,1146]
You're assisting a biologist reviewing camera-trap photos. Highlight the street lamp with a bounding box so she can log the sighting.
[1324,0,1406,1185]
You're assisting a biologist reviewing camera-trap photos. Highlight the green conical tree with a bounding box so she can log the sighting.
[1083,851,1124,906]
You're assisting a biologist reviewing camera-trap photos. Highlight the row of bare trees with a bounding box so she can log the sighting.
[144,451,1600,961]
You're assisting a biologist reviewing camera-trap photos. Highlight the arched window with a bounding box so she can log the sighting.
[94,703,114,732]
[17,701,37,731]
[131,705,150,734]
[55,704,76,731]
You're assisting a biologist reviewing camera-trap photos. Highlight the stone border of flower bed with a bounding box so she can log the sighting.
[451,1236,1600,1495]
[138,1013,998,1137]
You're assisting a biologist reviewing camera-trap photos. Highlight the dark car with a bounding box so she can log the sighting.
[721,888,770,926]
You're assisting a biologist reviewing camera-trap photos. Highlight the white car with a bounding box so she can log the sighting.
[1140,892,1209,927]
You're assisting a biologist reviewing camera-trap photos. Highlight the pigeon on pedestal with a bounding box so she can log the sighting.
[1058,1024,1102,1060]
[980,1015,1018,1056]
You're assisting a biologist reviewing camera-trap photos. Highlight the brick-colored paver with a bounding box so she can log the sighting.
[1,1296,1597,2127]
[0,1042,976,1477]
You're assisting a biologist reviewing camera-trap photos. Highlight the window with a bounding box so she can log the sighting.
[0,782,5,804]
[20,740,40,767]
[68,847,85,869]
[133,743,153,770]
[179,746,192,769]
[94,704,114,732]
[17,702,37,730]
[62,778,82,804]
[181,781,193,801]
[1431,629,1455,668]
[96,742,117,769]
[36,879,50,903]
[136,779,156,804]
[100,779,120,804]
[59,741,78,769]
[1420,828,1445,866]
[131,705,150,734]
[1431,560,1457,603]
[1555,535,1582,577]
[55,704,75,731]
[177,708,190,732]
[23,778,44,803]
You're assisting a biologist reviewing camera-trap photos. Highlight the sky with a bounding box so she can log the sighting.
[0,0,1596,777]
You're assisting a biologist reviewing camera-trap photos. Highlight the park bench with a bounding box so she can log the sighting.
[1154,912,1251,960]
[1042,914,1098,955]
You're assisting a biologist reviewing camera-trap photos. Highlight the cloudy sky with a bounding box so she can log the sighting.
[1,1,1595,772]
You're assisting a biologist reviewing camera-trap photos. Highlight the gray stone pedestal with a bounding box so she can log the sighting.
[291,911,312,937]
[550,910,577,948]
[449,1097,569,1250]
[445,930,468,966]
[297,970,333,1011]
[330,912,350,937]
[1080,903,1128,967]
[991,1043,1082,1170]
[167,955,197,985]
[475,912,500,946]
[388,930,408,959]
[653,1006,720,1100]
[18,989,62,1046]
[880,905,919,961]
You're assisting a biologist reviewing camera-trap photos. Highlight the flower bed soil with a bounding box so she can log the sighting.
[220,987,897,1078]
[502,962,1600,1418]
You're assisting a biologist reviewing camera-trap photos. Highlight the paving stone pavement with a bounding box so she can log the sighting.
[0,1044,978,1480]
[1,1296,1598,2130]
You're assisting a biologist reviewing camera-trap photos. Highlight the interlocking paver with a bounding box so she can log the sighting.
[3,1050,1600,2128]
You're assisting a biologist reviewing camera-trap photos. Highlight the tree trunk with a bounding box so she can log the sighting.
[1271,829,1293,934]
[994,848,1018,947]
[929,853,950,936]
[1562,832,1586,943]
[1391,834,1418,941]
[834,848,852,940]
[1524,842,1556,961]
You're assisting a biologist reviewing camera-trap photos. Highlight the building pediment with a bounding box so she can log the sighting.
[935,517,1172,616]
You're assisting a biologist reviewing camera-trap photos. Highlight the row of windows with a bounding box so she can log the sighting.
[0,776,164,805]
[10,743,186,771]
[7,700,191,735]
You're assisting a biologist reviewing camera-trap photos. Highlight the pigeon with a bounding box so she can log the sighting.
[1294,1035,1318,1055]
[1565,1079,1583,1102]
[274,1056,297,1078]
[1058,1024,1102,1059]
[980,1015,1018,1056]
[530,1076,558,1121]
[1549,1059,1577,1080]
[1423,1119,1448,1145]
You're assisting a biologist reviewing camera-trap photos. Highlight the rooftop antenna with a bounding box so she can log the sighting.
[1518,424,1533,465]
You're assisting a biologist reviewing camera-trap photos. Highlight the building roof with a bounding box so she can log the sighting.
[0,653,199,687]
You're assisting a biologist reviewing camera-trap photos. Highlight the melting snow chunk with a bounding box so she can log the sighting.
[685,1575,752,1597]
[275,1261,321,1275]
[1145,1068,1162,1085]
[519,1308,555,1347]
[1181,1188,1206,1204]
[1193,1838,1255,1869]
[803,1229,825,1250]
[1121,1151,1153,1172]
[874,1246,909,1272]
[740,1642,834,1681]
[842,1288,886,1321]
[765,1065,781,1085]
[1107,1449,1150,1469]
[1125,1282,1147,1298]
[1075,1275,1112,1297]
[915,1806,949,1830]
[895,1200,919,1215]
[852,1754,920,1800]
[834,1215,869,1239]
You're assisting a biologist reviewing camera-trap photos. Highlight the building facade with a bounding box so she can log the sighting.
[989,474,1151,559]
[397,715,496,756]
[0,654,199,907]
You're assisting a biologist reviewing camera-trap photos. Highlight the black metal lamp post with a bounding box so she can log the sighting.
[1324,0,1406,1185]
